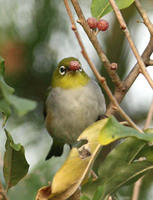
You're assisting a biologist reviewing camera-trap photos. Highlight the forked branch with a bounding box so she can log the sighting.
[109,0,153,90]
[135,0,153,36]
[70,0,123,91]
[63,0,142,132]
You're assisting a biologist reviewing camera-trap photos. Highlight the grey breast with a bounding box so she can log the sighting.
[46,79,106,144]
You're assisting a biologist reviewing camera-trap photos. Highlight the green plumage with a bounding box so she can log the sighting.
[51,57,90,89]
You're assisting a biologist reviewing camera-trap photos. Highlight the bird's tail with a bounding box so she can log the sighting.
[45,139,64,160]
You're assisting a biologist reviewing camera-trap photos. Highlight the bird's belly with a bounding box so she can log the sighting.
[46,82,105,144]
[48,100,98,144]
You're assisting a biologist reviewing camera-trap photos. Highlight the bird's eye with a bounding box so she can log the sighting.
[59,66,66,75]
[79,68,83,72]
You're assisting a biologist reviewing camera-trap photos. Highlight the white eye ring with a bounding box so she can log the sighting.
[59,66,66,75]
[79,68,83,72]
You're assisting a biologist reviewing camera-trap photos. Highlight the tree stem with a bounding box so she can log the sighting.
[108,0,153,90]
[64,0,142,132]
[135,0,153,36]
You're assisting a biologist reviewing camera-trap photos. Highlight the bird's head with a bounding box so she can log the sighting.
[51,57,90,89]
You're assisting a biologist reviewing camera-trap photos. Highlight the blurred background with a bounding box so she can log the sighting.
[0,0,152,199]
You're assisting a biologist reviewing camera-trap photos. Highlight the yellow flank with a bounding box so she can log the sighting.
[51,71,90,89]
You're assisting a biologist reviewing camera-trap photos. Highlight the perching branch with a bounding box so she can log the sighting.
[70,0,123,91]
[69,0,153,118]
[134,0,153,36]
[123,36,153,95]
[107,36,153,115]
[146,59,153,66]
[63,0,102,81]
[101,78,142,132]
[108,0,153,90]
[63,1,152,200]
[64,0,142,132]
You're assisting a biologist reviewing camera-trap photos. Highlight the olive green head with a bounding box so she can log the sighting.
[51,57,90,89]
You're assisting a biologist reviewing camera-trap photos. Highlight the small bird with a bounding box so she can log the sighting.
[45,57,106,159]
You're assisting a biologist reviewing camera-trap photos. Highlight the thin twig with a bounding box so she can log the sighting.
[70,0,153,117]
[101,78,142,132]
[131,177,143,200]
[133,97,153,200]
[64,0,142,132]
[123,37,153,94]
[0,181,8,200]
[107,36,153,115]
[107,196,113,200]
[64,0,88,62]
[64,0,140,130]
[85,51,142,131]
[145,59,153,66]
[144,98,153,130]
[63,0,102,81]
[108,0,153,90]
[135,0,153,36]
[132,98,153,200]
[83,48,141,132]
[70,0,123,91]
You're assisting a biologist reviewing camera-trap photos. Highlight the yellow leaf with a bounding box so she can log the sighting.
[36,186,51,200]
[36,118,108,200]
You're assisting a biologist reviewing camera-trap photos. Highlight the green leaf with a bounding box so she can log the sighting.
[5,94,37,116]
[0,61,14,122]
[80,195,91,200]
[93,161,153,199]
[91,0,135,18]
[139,170,153,200]
[0,57,37,122]
[3,129,29,190]
[136,145,153,162]
[116,184,134,200]
[0,56,5,75]
[82,135,153,199]
[0,76,15,95]
[0,74,36,117]
[0,100,11,126]
[145,128,153,134]
[98,138,146,180]
[92,186,104,200]
[0,100,11,116]
[99,116,153,145]
[82,117,153,199]
[8,153,68,200]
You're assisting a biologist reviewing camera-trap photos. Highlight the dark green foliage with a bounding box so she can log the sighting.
[3,129,29,190]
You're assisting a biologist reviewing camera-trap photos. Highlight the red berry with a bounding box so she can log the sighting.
[87,17,98,29]
[97,19,109,31]
[69,61,80,71]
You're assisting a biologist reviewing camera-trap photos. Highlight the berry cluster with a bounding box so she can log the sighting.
[87,17,109,32]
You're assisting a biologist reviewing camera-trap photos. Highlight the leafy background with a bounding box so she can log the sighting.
[0,0,152,199]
